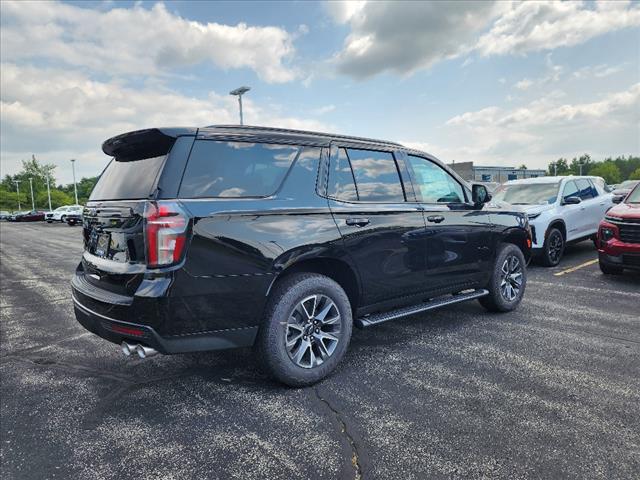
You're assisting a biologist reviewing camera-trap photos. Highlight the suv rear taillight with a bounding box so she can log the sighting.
[144,201,189,268]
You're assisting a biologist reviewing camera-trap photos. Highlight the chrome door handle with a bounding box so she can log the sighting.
[345,217,370,227]
[427,215,445,223]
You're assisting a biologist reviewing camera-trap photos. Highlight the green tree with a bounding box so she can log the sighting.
[518,164,527,170]
[0,188,28,211]
[629,167,640,180]
[570,154,593,175]
[36,189,74,209]
[548,158,570,176]
[589,162,621,184]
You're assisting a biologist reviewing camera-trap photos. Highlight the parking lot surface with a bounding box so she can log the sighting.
[1,222,639,479]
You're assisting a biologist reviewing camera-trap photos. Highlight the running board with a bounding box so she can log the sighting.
[356,289,489,328]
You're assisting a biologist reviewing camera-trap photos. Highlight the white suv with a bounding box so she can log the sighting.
[45,205,83,223]
[492,176,614,266]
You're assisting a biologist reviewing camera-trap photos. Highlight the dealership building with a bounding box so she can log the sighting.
[448,162,546,183]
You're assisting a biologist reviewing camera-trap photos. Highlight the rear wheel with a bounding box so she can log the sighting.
[480,243,527,312]
[256,273,352,387]
[540,227,564,267]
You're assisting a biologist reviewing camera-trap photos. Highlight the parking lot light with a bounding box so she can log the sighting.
[28,177,35,211]
[70,158,78,205]
[229,86,250,125]
[46,176,52,211]
[13,180,21,210]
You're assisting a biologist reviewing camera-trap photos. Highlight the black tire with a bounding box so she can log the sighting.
[479,243,527,313]
[540,227,564,267]
[599,259,623,275]
[255,273,353,387]
[60,215,66,223]
[46,220,52,223]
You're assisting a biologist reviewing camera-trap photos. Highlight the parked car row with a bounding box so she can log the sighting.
[597,183,640,274]
[2,205,83,225]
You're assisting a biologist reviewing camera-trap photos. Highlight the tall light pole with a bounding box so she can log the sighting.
[14,180,21,210]
[46,175,52,211]
[28,177,35,211]
[229,86,250,125]
[70,158,78,205]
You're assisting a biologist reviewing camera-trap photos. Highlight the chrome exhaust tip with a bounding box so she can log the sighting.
[121,341,137,356]
[135,344,158,359]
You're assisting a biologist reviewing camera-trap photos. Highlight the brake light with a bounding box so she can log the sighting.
[144,201,189,267]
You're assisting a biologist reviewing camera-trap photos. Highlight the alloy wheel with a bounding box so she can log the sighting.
[547,232,563,264]
[285,294,341,369]
[500,255,523,302]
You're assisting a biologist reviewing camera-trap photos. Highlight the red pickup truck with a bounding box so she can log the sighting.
[597,183,640,274]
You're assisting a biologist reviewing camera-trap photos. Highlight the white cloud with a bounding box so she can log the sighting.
[329,1,502,78]
[431,83,640,169]
[477,0,640,57]
[515,79,533,90]
[311,105,336,115]
[0,63,330,183]
[0,0,298,83]
[329,0,639,78]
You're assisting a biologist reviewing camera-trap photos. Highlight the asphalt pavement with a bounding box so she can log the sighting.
[1,221,639,480]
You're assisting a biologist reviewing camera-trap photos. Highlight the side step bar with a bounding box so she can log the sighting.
[356,289,489,328]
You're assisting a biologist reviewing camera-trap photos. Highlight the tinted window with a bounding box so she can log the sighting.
[407,155,465,203]
[347,148,404,202]
[576,179,595,199]
[180,141,299,198]
[328,148,358,201]
[90,155,166,200]
[562,180,579,201]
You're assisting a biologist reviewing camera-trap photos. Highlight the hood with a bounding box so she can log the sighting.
[486,200,554,216]
[606,201,640,220]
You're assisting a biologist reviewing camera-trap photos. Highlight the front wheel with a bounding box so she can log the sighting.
[255,273,353,387]
[599,259,623,275]
[60,215,66,223]
[479,243,527,312]
[540,227,564,267]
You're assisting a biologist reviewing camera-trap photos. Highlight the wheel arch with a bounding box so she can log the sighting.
[500,227,531,262]
[266,257,360,314]
[546,219,567,240]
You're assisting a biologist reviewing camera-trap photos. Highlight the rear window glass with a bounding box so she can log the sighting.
[89,155,166,201]
[328,148,358,201]
[179,141,299,198]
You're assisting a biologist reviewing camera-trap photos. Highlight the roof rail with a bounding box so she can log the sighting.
[202,124,403,147]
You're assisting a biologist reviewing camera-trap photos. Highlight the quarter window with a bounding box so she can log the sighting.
[179,141,299,198]
[406,155,465,203]
[328,148,358,201]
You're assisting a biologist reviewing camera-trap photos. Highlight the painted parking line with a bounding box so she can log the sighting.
[553,259,598,277]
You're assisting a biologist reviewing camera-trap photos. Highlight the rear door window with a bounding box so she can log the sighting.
[179,141,299,198]
[89,155,167,201]
[346,148,405,202]
[406,155,465,203]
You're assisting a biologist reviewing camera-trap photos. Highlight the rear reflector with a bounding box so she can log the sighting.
[110,324,146,337]
[144,201,189,267]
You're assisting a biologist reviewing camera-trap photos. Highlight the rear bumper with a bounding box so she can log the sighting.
[71,271,259,354]
[73,295,258,354]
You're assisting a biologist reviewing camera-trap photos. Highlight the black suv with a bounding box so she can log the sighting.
[72,126,531,386]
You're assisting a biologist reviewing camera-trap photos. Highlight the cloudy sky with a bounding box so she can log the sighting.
[1,0,639,183]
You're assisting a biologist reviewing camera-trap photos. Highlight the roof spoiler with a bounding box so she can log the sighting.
[102,128,197,161]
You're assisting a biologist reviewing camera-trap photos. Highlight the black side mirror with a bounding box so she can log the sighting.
[563,196,581,205]
[612,195,624,204]
[472,184,491,205]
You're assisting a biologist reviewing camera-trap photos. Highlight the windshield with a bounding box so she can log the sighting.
[626,184,640,203]
[492,182,560,205]
[619,180,639,189]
